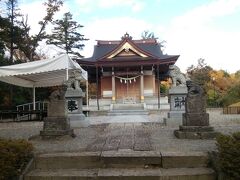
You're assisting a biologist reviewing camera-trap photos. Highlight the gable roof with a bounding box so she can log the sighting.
[77,33,179,65]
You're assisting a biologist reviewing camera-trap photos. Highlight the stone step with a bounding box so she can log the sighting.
[34,151,208,170]
[25,167,216,180]
[101,150,161,168]
[161,152,208,168]
[35,152,103,170]
[108,110,149,116]
[112,103,145,110]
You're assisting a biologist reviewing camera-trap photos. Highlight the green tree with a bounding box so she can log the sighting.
[215,132,240,179]
[0,0,63,61]
[141,30,166,51]
[0,15,24,61]
[187,58,212,88]
[235,70,240,79]
[187,58,214,106]
[0,16,9,56]
[47,12,88,58]
[5,0,21,62]
[17,0,63,61]
[220,82,240,106]
[141,30,155,39]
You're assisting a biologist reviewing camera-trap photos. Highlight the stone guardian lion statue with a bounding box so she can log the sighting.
[168,65,188,87]
[65,70,82,90]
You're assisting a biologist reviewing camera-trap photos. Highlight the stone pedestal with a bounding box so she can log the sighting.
[40,117,74,138]
[65,87,89,128]
[166,86,187,126]
[174,126,218,139]
[40,99,74,139]
[174,81,217,139]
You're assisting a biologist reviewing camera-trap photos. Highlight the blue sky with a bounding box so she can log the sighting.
[9,0,240,72]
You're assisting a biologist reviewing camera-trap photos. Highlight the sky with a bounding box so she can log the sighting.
[7,0,240,72]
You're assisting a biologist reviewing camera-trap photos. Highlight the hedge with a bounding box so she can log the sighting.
[210,132,240,180]
[0,138,33,180]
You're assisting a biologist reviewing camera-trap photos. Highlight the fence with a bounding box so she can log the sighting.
[0,101,48,121]
[223,107,240,114]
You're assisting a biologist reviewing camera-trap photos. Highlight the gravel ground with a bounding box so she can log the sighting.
[0,109,239,154]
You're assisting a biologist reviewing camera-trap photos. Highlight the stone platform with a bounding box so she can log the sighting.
[174,126,219,139]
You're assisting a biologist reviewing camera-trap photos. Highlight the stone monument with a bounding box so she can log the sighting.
[165,65,188,126]
[40,86,74,139]
[65,70,89,127]
[174,81,217,139]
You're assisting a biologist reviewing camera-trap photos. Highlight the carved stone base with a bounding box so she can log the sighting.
[40,116,74,139]
[174,125,218,139]
[183,113,209,126]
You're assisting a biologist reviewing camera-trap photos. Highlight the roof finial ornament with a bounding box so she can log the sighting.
[122,32,132,40]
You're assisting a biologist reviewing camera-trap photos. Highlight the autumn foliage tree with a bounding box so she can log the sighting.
[187,58,212,91]
[187,58,240,107]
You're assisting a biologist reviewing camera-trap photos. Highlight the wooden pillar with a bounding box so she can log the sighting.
[112,67,116,103]
[96,66,99,110]
[140,66,144,103]
[86,80,89,107]
[157,64,160,109]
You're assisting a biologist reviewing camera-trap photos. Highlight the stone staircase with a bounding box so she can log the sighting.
[24,150,216,180]
[108,103,149,116]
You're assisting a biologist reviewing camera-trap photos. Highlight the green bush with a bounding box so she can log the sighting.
[0,138,34,180]
[215,132,240,180]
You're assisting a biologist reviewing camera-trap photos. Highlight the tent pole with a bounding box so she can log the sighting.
[86,80,89,107]
[66,68,69,80]
[33,86,36,110]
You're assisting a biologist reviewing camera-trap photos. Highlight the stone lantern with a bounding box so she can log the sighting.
[65,70,89,127]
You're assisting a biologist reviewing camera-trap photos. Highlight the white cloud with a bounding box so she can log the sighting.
[19,0,70,35]
[173,0,240,27]
[73,0,93,13]
[75,0,144,13]
[131,1,144,13]
[162,0,240,73]
[81,17,152,57]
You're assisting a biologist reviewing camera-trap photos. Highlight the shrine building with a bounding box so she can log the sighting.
[77,33,179,110]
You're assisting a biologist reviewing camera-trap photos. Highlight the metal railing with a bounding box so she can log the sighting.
[16,101,47,111]
[15,101,48,121]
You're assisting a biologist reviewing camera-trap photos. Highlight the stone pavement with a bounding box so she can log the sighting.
[86,123,152,152]
[0,109,240,154]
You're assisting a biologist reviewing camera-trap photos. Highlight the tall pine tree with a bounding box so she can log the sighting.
[47,12,88,58]
[3,0,22,62]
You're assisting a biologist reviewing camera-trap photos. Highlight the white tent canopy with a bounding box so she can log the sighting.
[0,54,88,110]
[0,54,87,88]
